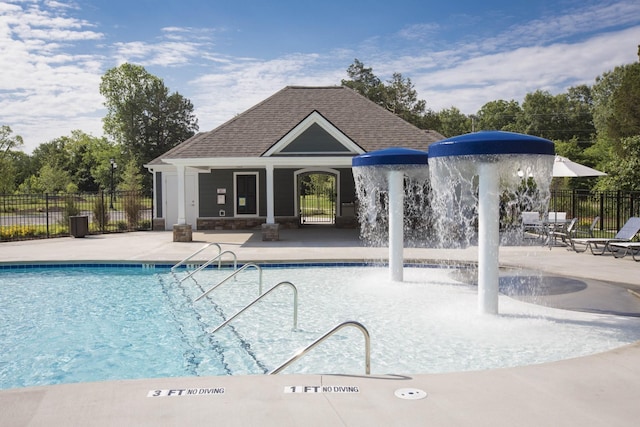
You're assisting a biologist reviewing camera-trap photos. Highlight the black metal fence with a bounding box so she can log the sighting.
[0,191,152,242]
[549,190,640,234]
[2,189,639,242]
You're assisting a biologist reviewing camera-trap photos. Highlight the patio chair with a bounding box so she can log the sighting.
[609,242,640,262]
[522,212,544,238]
[570,217,640,255]
[547,217,578,248]
[547,212,566,222]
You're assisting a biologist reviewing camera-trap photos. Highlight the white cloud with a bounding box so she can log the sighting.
[1,0,639,155]
[413,25,640,113]
[397,23,440,41]
[0,0,106,151]
[189,54,345,131]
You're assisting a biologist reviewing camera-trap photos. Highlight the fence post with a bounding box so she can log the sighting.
[616,190,622,231]
[100,191,105,233]
[45,193,50,238]
[599,193,604,231]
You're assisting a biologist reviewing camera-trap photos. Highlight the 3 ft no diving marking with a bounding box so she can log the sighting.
[147,387,225,397]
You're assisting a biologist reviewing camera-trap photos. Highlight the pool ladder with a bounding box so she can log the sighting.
[171,242,222,272]
[171,242,244,284]
[195,263,263,299]
[208,281,299,334]
[204,278,371,375]
[269,321,371,375]
[183,253,372,375]
[180,250,238,283]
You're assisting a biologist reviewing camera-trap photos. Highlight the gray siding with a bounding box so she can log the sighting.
[199,171,234,217]
[198,168,350,218]
[274,169,295,216]
[279,123,350,153]
[258,169,267,217]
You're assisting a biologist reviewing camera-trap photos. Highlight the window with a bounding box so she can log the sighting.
[234,172,258,216]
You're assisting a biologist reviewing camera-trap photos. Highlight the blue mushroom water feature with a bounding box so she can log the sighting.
[429,131,554,314]
[352,148,429,282]
[352,131,555,315]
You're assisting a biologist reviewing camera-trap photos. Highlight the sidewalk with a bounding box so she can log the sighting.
[1,229,640,426]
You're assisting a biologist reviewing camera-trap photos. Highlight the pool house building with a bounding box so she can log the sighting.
[145,86,443,241]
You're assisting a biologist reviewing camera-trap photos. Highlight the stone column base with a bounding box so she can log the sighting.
[261,223,280,241]
[153,218,166,231]
[173,224,193,242]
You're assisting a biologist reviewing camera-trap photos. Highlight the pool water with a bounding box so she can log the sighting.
[1,265,640,390]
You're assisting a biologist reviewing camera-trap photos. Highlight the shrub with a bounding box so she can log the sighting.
[60,196,81,227]
[122,191,142,230]
[92,195,110,230]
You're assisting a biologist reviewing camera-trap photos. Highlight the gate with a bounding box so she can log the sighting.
[298,172,336,225]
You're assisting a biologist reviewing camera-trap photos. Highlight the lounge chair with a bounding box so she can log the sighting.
[570,217,640,255]
[574,216,600,238]
[609,242,640,261]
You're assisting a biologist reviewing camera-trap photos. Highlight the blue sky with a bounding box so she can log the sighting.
[1,0,639,153]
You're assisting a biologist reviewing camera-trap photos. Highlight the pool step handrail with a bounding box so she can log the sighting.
[208,281,298,334]
[195,262,263,301]
[180,250,238,283]
[268,321,371,375]
[171,242,222,272]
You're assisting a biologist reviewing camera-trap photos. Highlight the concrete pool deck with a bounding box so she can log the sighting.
[1,229,640,426]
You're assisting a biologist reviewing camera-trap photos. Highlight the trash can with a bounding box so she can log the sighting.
[69,215,89,238]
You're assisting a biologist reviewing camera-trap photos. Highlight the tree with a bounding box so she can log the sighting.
[565,85,596,150]
[518,90,567,140]
[595,136,640,191]
[381,73,427,126]
[475,100,522,132]
[590,50,640,190]
[608,63,640,141]
[342,59,430,129]
[436,107,470,137]
[36,163,72,194]
[27,131,116,193]
[341,59,385,105]
[99,63,198,189]
[0,126,24,193]
[592,62,640,146]
[0,125,23,158]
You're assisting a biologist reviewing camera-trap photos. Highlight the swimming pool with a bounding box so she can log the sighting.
[2,264,640,390]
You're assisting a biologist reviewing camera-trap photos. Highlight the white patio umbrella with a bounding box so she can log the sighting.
[553,155,607,177]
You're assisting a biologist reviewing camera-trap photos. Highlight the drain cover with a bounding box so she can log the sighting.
[394,388,427,400]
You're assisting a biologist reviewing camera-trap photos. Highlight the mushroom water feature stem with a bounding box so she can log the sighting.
[352,148,429,282]
[429,131,555,314]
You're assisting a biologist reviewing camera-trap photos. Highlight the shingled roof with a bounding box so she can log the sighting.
[149,86,443,164]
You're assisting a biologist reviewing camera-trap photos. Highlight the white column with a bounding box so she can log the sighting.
[266,164,275,224]
[176,164,186,225]
[477,162,500,314]
[388,170,404,282]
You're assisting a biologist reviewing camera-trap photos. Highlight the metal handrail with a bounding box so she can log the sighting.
[268,321,371,375]
[180,250,238,283]
[171,242,222,272]
[195,263,263,301]
[208,281,298,334]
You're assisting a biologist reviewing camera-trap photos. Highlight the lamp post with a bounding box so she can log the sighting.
[109,159,117,209]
